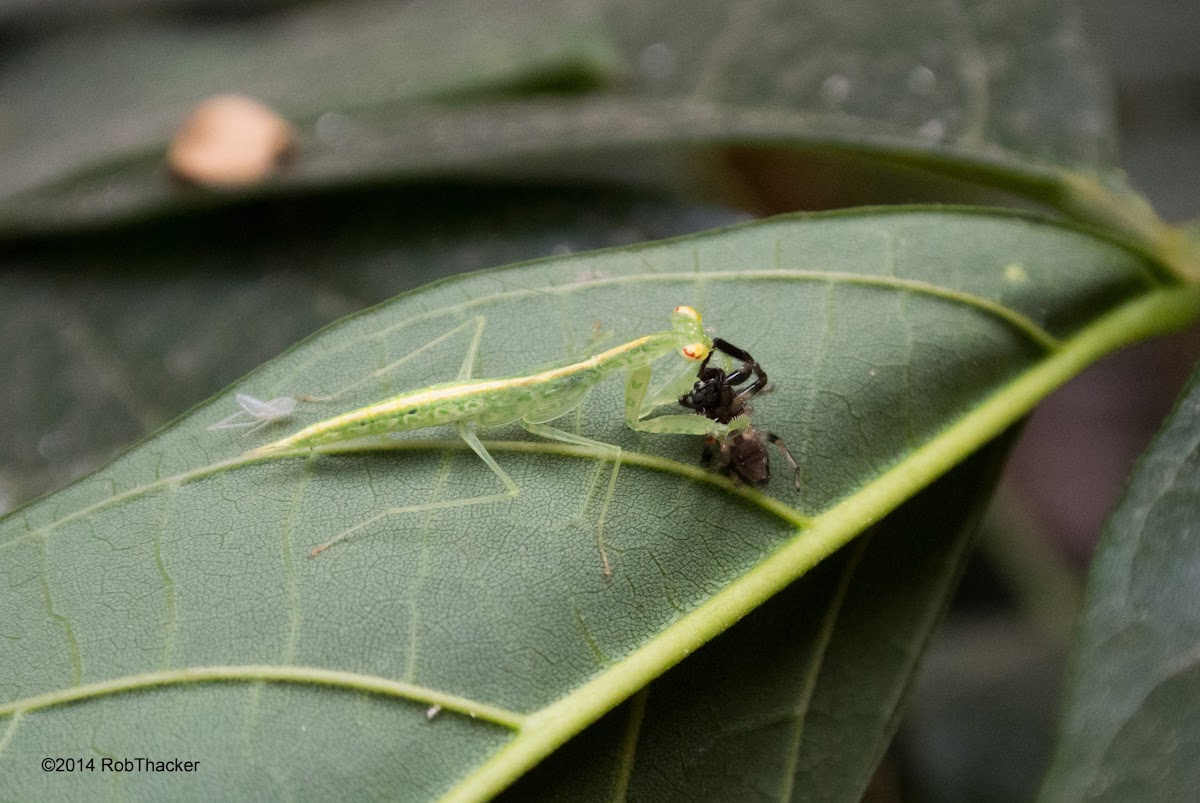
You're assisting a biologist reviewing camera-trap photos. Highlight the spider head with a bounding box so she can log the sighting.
[681,374,724,412]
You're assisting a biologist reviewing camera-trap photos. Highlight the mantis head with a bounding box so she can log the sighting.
[671,305,712,362]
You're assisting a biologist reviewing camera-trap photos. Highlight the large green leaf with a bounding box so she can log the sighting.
[0,0,1129,236]
[1,208,1195,799]
[1040,361,1200,801]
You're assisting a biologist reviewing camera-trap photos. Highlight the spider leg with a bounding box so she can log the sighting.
[710,338,756,363]
[764,431,801,490]
[712,338,769,403]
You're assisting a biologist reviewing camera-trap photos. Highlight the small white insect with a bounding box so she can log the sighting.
[425,704,442,721]
[207,394,299,435]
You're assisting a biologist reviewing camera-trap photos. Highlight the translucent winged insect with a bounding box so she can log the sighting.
[243,306,739,574]
[208,394,299,435]
[679,338,800,489]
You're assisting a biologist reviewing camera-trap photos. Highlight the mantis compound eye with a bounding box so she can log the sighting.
[682,342,711,361]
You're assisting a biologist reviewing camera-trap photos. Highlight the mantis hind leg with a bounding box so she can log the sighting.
[307,421,518,557]
[519,420,622,577]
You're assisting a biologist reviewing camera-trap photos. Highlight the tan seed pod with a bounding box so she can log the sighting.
[168,94,296,187]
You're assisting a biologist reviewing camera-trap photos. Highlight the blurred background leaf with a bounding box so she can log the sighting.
[0,0,1122,234]
[1040,362,1200,801]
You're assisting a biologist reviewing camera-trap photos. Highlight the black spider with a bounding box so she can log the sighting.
[680,338,800,489]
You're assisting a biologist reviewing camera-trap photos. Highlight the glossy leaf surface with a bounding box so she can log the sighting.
[2,208,1194,799]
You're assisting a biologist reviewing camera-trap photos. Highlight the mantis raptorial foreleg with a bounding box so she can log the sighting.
[642,356,712,410]
[624,365,742,436]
